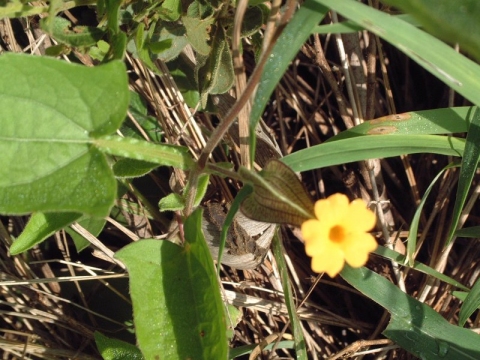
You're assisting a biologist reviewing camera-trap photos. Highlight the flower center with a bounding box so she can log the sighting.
[329,225,346,243]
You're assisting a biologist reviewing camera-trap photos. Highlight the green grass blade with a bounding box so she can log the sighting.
[313,0,480,107]
[341,266,480,359]
[374,246,468,291]
[249,0,329,162]
[282,134,465,172]
[380,0,480,63]
[272,233,307,360]
[459,278,480,326]
[455,226,480,238]
[331,107,474,140]
[313,14,421,34]
[446,107,480,244]
[406,164,458,266]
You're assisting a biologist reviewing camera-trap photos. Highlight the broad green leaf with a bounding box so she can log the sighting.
[45,17,104,47]
[331,107,474,140]
[240,160,314,227]
[94,332,143,360]
[272,233,307,360]
[115,209,228,359]
[249,0,329,163]
[459,277,480,326]
[0,54,128,217]
[313,0,480,108]
[94,135,194,170]
[447,107,480,244]
[282,134,465,173]
[379,0,480,62]
[10,212,81,255]
[341,266,480,359]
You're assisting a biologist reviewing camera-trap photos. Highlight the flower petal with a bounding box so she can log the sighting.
[310,245,344,277]
[343,199,376,232]
[301,219,322,240]
[313,193,349,224]
[343,233,377,267]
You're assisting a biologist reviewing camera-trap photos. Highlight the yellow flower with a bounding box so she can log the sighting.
[301,193,377,277]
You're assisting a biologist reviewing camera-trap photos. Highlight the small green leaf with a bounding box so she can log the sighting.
[10,212,81,255]
[115,209,228,359]
[94,332,143,360]
[67,216,107,252]
[158,193,185,212]
[207,26,234,95]
[0,1,47,18]
[158,0,181,21]
[147,39,173,54]
[225,304,242,340]
[105,0,121,34]
[241,5,267,37]
[0,54,128,216]
[45,43,71,57]
[151,22,188,62]
[196,26,234,106]
[183,15,215,55]
[167,58,200,108]
[113,159,159,178]
[44,17,104,47]
[459,278,480,326]
[240,160,314,226]
[158,173,210,211]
